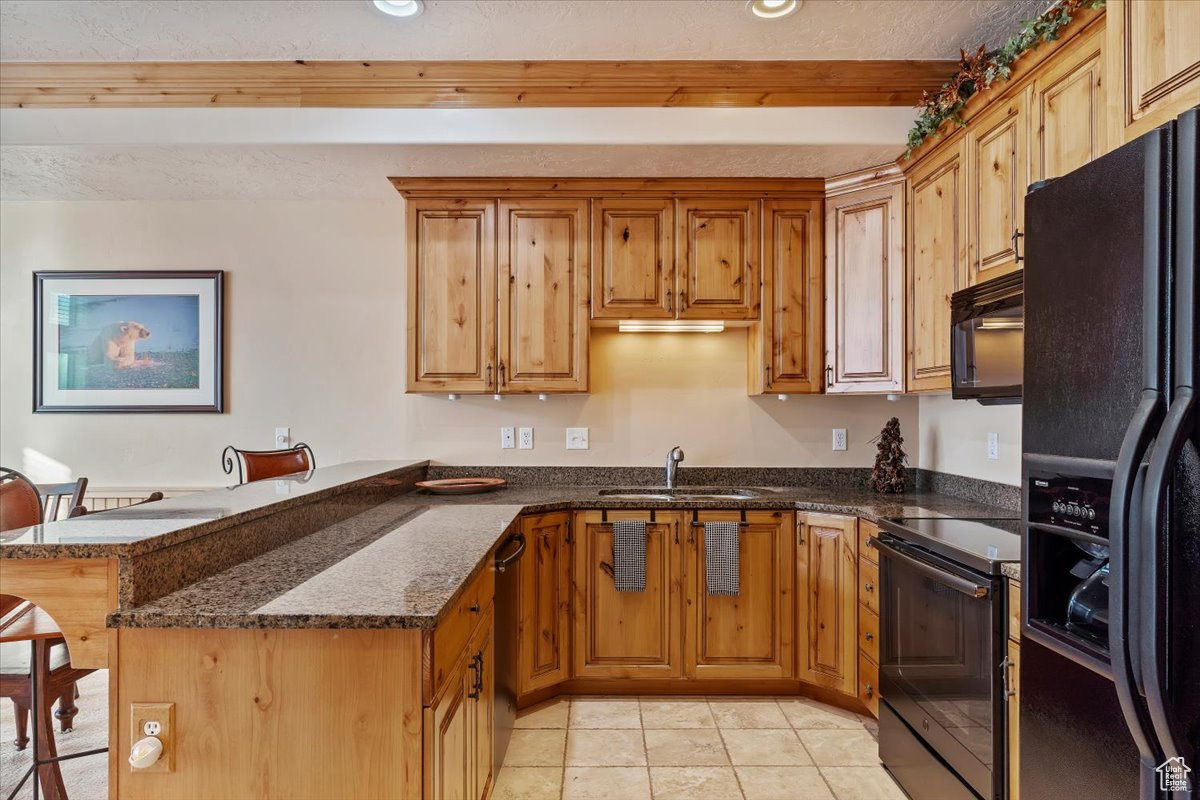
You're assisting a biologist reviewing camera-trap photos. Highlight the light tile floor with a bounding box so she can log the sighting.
[496,696,905,800]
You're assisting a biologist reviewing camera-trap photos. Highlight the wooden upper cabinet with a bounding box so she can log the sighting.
[591,198,674,319]
[572,510,683,679]
[796,513,858,696]
[824,177,905,394]
[966,95,1028,285]
[407,199,497,393]
[907,139,966,392]
[676,198,761,320]
[1106,0,1200,144]
[749,199,823,394]
[685,511,795,680]
[497,200,589,393]
[518,512,572,696]
[1030,24,1106,182]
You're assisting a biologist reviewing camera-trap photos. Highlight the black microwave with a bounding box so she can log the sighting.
[950,271,1023,404]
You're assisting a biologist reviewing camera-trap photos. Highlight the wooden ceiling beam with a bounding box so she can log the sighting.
[0,59,953,108]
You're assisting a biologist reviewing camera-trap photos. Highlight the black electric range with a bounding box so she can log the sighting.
[875,516,1022,576]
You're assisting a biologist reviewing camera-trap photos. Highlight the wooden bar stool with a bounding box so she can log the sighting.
[36,479,88,523]
[221,443,316,484]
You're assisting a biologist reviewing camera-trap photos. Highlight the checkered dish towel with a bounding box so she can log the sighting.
[705,521,741,596]
[612,519,647,593]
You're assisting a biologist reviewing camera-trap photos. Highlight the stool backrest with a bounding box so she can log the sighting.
[222,443,315,484]
[69,491,164,518]
[0,468,43,532]
[38,477,88,522]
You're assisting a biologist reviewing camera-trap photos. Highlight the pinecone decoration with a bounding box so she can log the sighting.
[869,417,908,494]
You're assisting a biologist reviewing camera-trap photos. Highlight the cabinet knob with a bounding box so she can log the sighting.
[865,632,874,642]
[864,582,874,593]
[865,683,874,698]
[469,603,481,613]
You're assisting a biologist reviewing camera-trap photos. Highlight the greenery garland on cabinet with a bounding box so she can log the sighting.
[904,0,1106,157]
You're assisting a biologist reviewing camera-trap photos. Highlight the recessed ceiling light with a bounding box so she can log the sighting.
[746,0,801,20]
[372,0,423,18]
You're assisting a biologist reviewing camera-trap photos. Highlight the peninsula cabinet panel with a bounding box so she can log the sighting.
[824,180,905,394]
[591,198,675,319]
[1106,0,1200,144]
[407,199,497,393]
[685,510,795,680]
[907,139,966,392]
[1029,24,1106,182]
[518,512,572,695]
[796,513,858,696]
[676,198,761,320]
[469,609,495,800]
[966,95,1027,285]
[498,200,590,393]
[750,199,823,394]
[572,510,683,679]
[427,606,495,800]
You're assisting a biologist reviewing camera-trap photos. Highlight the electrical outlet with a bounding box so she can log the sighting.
[130,702,174,772]
[832,428,848,451]
[566,427,589,450]
[987,432,1000,460]
[500,427,515,449]
[518,427,534,449]
[274,427,290,448]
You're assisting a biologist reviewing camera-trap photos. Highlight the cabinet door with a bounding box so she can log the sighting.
[824,181,905,394]
[424,656,472,800]
[469,610,495,800]
[676,198,761,320]
[1006,638,1021,800]
[907,140,966,392]
[1106,0,1200,144]
[518,512,572,695]
[1030,25,1106,182]
[967,95,1027,285]
[591,198,674,319]
[796,513,858,695]
[750,199,822,394]
[686,510,794,679]
[572,511,682,679]
[407,199,497,393]
[497,200,589,393]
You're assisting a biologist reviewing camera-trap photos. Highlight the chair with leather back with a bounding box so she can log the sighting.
[222,443,315,484]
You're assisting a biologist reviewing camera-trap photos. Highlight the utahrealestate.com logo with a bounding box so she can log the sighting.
[1157,757,1192,792]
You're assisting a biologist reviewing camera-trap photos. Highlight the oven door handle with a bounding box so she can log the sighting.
[875,538,989,598]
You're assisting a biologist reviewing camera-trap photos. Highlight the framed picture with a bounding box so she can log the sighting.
[34,271,224,413]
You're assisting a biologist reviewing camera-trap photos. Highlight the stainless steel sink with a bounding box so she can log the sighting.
[597,487,762,501]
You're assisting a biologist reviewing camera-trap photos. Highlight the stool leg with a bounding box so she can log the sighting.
[11,697,30,750]
[32,640,68,800]
[55,684,78,733]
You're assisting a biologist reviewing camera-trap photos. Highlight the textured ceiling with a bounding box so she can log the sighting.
[0,0,1048,61]
[0,144,903,200]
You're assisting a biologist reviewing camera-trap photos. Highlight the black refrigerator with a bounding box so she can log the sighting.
[1021,106,1198,798]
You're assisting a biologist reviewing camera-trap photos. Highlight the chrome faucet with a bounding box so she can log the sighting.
[665,446,685,489]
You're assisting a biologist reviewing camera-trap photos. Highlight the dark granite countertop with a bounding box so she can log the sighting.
[111,482,1017,631]
[1001,562,1022,581]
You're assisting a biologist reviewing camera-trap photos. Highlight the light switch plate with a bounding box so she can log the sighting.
[500,427,515,449]
[518,427,534,449]
[987,432,1000,460]
[832,428,848,451]
[130,702,175,772]
[566,427,589,450]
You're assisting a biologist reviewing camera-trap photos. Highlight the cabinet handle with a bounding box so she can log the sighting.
[679,289,686,314]
[865,683,875,698]
[667,291,674,315]
[467,652,483,699]
[499,362,507,387]
[764,363,770,387]
[486,363,493,388]
[1000,656,1016,698]
[864,581,875,593]
[825,365,833,388]
[865,632,874,642]
[1011,229,1024,263]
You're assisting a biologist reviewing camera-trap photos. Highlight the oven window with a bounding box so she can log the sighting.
[881,551,995,771]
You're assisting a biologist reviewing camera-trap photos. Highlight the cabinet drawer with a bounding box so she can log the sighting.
[859,557,879,616]
[1008,579,1021,642]
[430,561,497,701]
[858,651,880,718]
[858,603,879,662]
[859,522,880,565]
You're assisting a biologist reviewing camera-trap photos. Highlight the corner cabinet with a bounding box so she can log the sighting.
[749,199,823,394]
[676,198,761,320]
[796,513,859,696]
[517,512,572,695]
[823,172,905,394]
[906,139,967,393]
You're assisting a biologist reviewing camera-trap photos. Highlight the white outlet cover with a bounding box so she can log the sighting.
[143,720,162,737]
[274,426,290,448]
[832,428,848,451]
[500,427,516,449]
[987,432,1000,460]
[566,427,589,450]
[518,427,534,449]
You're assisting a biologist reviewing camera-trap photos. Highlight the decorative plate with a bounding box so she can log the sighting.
[415,477,507,495]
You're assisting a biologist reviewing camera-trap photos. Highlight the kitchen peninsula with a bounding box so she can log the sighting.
[1,461,1015,800]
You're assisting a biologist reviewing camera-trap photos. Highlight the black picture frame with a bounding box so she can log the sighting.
[33,270,224,413]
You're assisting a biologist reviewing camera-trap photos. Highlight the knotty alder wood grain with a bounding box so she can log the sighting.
[590,198,675,320]
[677,198,761,320]
[517,512,572,694]
[966,94,1026,284]
[796,513,859,696]
[1029,24,1106,183]
[0,557,117,670]
[0,59,955,108]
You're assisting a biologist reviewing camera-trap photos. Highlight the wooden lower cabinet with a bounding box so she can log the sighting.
[857,651,880,718]
[796,513,859,695]
[572,510,683,679]
[426,606,494,800]
[518,512,572,694]
[1006,579,1022,800]
[686,510,794,679]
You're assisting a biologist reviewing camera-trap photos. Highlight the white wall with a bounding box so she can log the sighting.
[917,394,1021,486]
[0,200,919,489]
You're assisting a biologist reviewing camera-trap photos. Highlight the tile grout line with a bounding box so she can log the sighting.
[639,697,652,798]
